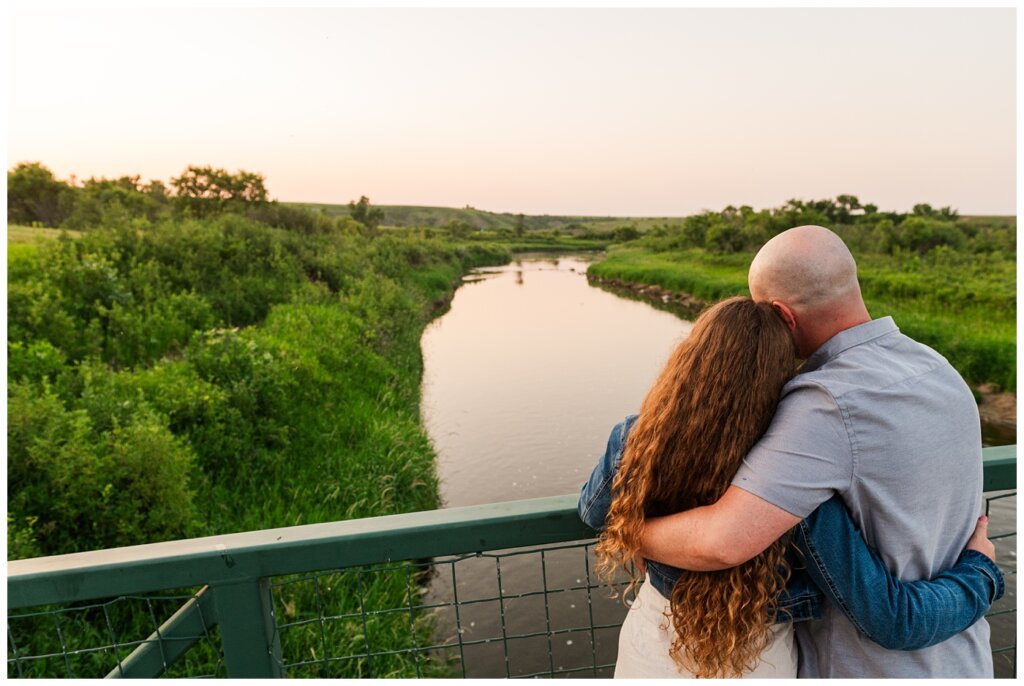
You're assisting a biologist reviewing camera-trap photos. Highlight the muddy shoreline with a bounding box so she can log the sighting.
[587,273,1017,442]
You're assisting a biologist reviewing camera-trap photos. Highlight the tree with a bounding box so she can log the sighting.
[836,195,861,211]
[64,175,163,229]
[705,216,745,253]
[7,162,75,226]
[514,213,525,238]
[898,217,965,255]
[170,166,268,217]
[348,196,384,230]
[681,213,712,248]
[834,195,861,224]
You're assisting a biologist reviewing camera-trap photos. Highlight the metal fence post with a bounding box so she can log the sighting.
[212,578,283,678]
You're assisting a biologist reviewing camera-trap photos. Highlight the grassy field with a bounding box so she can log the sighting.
[8,224,81,243]
[589,246,1016,391]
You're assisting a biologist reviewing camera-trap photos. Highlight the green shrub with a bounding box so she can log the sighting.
[8,383,195,557]
[8,340,66,383]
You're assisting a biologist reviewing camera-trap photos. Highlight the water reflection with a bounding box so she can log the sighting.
[422,255,692,509]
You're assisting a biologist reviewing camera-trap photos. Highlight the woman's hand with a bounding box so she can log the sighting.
[965,515,996,562]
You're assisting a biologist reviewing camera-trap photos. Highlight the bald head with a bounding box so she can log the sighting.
[749,225,862,314]
[748,226,870,357]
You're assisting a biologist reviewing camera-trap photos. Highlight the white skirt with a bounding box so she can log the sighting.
[614,577,798,679]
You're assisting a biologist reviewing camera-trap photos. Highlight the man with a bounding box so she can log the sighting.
[640,225,991,677]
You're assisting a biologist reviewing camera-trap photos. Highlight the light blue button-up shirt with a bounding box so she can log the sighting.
[733,316,991,677]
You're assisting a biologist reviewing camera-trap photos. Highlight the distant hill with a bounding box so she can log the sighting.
[286,202,677,232]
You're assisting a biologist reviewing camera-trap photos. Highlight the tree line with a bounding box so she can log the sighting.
[633,195,1014,257]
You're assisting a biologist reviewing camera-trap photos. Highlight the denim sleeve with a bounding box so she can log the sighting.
[795,495,1004,651]
[578,415,638,531]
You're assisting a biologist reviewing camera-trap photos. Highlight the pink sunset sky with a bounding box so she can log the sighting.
[6,7,1016,216]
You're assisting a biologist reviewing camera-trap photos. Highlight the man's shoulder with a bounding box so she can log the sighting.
[788,328,965,403]
[778,373,842,408]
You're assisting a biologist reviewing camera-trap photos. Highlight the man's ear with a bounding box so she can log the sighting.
[771,301,798,331]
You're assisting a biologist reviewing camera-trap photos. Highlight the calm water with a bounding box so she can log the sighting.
[420,254,1015,677]
[422,255,691,509]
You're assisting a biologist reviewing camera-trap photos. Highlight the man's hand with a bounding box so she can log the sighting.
[640,485,802,571]
[966,515,996,562]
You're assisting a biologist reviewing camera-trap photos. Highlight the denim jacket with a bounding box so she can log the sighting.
[578,415,1004,650]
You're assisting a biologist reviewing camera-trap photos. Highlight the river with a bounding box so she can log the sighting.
[419,253,1015,678]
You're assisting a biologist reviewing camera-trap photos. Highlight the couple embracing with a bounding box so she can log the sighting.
[579,225,1003,678]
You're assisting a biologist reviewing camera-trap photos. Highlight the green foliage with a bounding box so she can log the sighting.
[63,176,164,230]
[243,201,339,235]
[872,216,966,255]
[348,195,385,230]
[632,196,1015,258]
[8,514,42,561]
[912,203,958,221]
[8,340,67,384]
[7,188,514,675]
[514,213,526,238]
[295,201,620,233]
[170,165,268,218]
[588,247,750,301]
[8,382,196,556]
[7,162,287,235]
[612,225,640,242]
[7,162,76,226]
[445,219,475,239]
[705,217,745,253]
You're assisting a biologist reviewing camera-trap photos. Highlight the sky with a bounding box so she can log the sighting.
[5,7,1017,216]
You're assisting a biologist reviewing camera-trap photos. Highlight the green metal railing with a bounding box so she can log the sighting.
[7,446,1016,678]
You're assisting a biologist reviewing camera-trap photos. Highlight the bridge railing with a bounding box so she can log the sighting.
[7,446,1016,678]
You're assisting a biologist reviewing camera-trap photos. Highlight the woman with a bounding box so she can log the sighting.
[578,296,1002,678]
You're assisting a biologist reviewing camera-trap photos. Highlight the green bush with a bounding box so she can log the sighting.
[881,217,966,255]
[8,340,66,384]
[6,167,518,676]
[8,382,195,557]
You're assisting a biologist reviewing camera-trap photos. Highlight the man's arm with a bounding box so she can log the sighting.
[640,485,801,571]
[641,382,851,571]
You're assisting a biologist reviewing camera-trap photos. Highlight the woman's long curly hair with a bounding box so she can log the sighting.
[595,296,797,678]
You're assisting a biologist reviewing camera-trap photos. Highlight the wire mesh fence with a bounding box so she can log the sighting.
[7,588,224,679]
[268,540,630,678]
[6,489,1017,678]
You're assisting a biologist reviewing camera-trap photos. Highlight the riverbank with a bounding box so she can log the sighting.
[7,221,512,677]
[587,250,1016,438]
[978,385,1017,445]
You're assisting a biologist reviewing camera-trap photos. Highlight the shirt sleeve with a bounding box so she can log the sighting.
[577,415,637,530]
[731,380,854,518]
[796,495,1003,650]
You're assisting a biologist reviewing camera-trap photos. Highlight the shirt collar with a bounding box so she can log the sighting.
[801,316,899,373]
